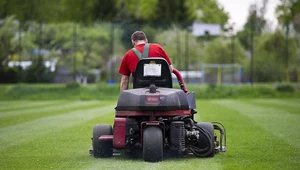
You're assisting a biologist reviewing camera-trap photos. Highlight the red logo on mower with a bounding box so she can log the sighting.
[145,96,160,104]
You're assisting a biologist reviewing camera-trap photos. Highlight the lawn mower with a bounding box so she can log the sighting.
[89,58,226,162]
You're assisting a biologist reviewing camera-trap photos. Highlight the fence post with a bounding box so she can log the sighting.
[217,66,221,84]
[285,21,290,83]
[285,69,290,83]
[185,30,189,84]
[231,35,235,83]
[297,69,300,83]
[73,23,77,81]
[176,28,181,70]
[110,22,115,84]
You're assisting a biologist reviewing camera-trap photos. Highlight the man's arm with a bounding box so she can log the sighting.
[120,75,130,92]
[169,64,174,72]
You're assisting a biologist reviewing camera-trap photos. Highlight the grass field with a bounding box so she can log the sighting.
[0,99,299,170]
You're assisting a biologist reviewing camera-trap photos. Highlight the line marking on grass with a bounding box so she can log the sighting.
[251,99,300,108]
[212,99,300,149]
[0,100,67,112]
[0,100,101,118]
[83,157,222,170]
[0,101,110,128]
[0,104,115,151]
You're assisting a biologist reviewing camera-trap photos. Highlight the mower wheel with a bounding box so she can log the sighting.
[92,124,113,158]
[143,126,163,162]
[197,122,215,157]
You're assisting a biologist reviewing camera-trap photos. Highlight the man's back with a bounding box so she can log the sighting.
[118,43,172,77]
[119,31,173,92]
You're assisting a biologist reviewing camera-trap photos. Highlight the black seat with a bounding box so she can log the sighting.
[133,58,172,89]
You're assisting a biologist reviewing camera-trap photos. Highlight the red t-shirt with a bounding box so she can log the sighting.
[118,43,172,76]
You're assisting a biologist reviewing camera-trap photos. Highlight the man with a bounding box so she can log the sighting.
[118,31,173,92]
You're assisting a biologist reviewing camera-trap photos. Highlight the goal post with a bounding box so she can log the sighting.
[200,63,243,84]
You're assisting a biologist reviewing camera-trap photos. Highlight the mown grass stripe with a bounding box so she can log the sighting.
[199,100,299,170]
[247,99,300,115]
[212,100,300,150]
[0,104,115,151]
[0,100,67,112]
[83,158,222,170]
[0,101,111,128]
[1,99,300,170]
[0,101,103,118]
[0,112,115,170]
[251,99,300,108]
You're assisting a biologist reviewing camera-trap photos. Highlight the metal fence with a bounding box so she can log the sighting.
[2,20,300,84]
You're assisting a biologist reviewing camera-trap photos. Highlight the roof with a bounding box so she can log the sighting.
[191,21,221,36]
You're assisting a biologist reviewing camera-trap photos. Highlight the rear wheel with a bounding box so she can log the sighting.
[92,124,113,158]
[196,122,215,157]
[143,126,163,162]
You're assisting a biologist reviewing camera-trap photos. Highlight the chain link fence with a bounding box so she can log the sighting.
[1,19,300,84]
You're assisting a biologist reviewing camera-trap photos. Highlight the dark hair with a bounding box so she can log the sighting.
[131,31,147,41]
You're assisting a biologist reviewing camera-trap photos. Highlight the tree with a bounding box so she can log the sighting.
[203,38,246,65]
[243,30,299,82]
[150,0,196,26]
[276,0,300,33]
[154,26,205,70]
[0,15,17,68]
[276,0,300,75]
[192,0,229,28]
[236,1,269,50]
[0,0,62,23]
[24,55,53,83]
[257,30,299,68]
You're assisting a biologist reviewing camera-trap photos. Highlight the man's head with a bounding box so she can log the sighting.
[131,31,148,46]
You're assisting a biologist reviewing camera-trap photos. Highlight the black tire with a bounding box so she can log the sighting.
[143,126,163,162]
[196,122,215,157]
[92,124,113,158]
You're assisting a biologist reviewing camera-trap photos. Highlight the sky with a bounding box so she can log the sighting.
[217,0,281,31]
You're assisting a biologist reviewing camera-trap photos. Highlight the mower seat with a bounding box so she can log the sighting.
[133,58,172,89]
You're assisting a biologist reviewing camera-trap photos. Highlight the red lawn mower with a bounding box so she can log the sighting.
[90,58,226,162]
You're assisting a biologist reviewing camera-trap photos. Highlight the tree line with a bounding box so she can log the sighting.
[0,0,299,83]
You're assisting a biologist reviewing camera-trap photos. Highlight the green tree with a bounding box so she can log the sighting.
[154,26,204,70]
[276,0,300,33]
[150,0,196,26]
[203,38,246,65]
[192,0,229,27]
[244,30,299,82]
[0,15,17,67]
[117,0,158,21]
[60,0,119,23]
[236,2,268,50]
[0,0,61,23]
[24,55,53,83]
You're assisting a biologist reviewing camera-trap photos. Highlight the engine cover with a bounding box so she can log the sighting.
[115,88,189,111]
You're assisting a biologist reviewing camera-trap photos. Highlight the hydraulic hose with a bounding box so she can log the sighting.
[189,125,213,157]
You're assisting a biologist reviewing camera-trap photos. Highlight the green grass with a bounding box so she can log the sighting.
[1,83,300,100]
[0,99,300,170]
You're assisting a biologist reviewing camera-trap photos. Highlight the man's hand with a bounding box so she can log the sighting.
[120,75,129,92]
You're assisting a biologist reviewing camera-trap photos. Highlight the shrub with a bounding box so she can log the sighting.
[100,70,109,82]
[65,81,80,89]
[276,84,295,93]
[24,56,54,83]
[0,66,23,83]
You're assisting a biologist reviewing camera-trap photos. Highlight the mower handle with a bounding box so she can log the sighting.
[172,68,188,93]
